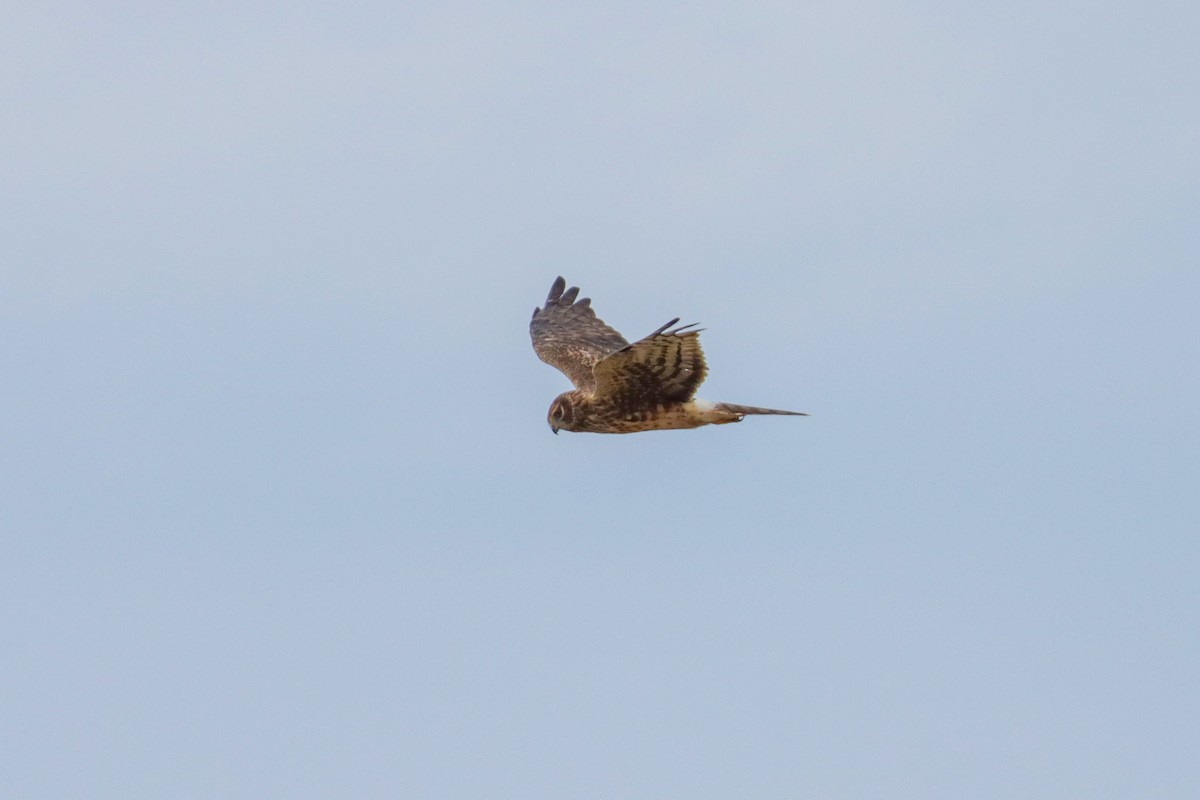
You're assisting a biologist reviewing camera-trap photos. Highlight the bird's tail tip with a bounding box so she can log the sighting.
[716,403,809,418]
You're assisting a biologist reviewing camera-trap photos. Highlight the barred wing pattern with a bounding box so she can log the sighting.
[592,321,708,409]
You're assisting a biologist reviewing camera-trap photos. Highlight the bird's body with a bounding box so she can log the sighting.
[530,277,806,434]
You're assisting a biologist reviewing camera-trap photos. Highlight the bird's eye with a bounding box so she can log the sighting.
[553,405,564,419]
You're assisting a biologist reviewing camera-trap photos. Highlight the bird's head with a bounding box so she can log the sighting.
[547,393,578,434]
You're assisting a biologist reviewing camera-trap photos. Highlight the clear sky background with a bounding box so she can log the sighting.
[3,2,1198,798]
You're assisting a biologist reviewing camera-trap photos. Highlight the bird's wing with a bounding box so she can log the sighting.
[591,320,708,408]
[530,276,629,392]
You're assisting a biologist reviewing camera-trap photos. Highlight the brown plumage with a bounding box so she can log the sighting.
[530,277,807,434]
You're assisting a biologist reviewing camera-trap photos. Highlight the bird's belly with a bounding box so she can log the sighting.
[602,404,707,432]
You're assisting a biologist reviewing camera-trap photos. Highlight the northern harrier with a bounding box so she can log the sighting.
[530,276,807,434]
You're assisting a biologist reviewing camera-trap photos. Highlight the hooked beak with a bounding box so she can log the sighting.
[551,425,559,435]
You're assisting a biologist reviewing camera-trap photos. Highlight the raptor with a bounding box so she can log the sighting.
[530,276,807,433]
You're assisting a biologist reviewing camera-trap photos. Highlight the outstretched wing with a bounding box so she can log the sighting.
[591,320,708,409]
[530,276,629,391]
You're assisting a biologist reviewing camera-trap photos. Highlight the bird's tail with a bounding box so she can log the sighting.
[715,403,808,420]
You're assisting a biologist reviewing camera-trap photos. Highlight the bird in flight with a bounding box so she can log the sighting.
[530,276,807,434]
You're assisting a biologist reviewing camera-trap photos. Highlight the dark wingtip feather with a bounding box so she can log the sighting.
[546,276,567,304]
[669,322,702,335]
[649,317,682,336]
[561,286,580,304]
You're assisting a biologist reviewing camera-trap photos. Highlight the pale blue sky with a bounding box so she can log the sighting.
[3,2,1198,797]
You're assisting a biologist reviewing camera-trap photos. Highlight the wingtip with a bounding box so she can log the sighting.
[650,317,682,336]
[546,276,567,304]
